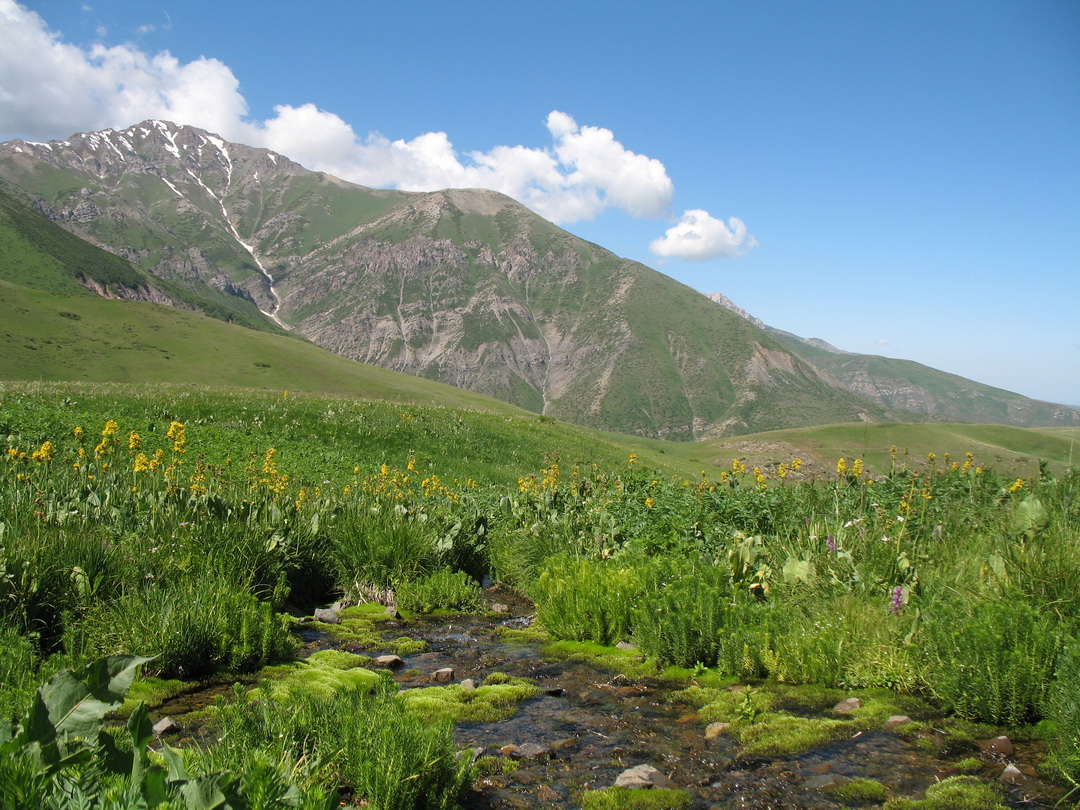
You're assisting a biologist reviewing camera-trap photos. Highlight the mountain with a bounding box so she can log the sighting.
[704,292,1079,429]
[1,121,1076,437]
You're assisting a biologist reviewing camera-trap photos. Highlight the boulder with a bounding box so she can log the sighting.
[510,742,552,761]
[152,717,179,737]
[833,697,862,714]
[978,736,1014,756]
[433,667,454,683]
[884,715,912,731]
[313,607,340,624]
[613,764,674,789]
[704,722,730,740]
[375,654,404,669]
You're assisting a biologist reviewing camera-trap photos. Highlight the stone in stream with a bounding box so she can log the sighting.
[613,764,674,789]
[312,607,339,624]
[375,655,404,669]
[384,605,402,619]
[509,742,553,761]
[490,603,510,613]
[978,736,1013,756]
[804,773,850,790]
[152,717,179,737]
[433,667,455,683]
[832,697,862,714]
[884,714,912,731]
[460,678,477,692]
[704,722,730,740]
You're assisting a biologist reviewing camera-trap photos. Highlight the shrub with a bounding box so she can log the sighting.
[1042,639,1080,786]
[633,564,732,667]
[395,567,485,614]
[77,576,294,678]
[530,557,646,645]
[918,598,1063,724]
[331,506,440,595]
[207,672,473,810]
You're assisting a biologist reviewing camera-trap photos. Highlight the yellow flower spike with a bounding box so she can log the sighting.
[128,431,142,451]
[851,458,863,478]
[31,441,55,463]
[73,426,84,441]
[101,420,119,438]
[837,458,847,476]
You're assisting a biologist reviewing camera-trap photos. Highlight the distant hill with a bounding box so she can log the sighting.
[2,122,1077,437]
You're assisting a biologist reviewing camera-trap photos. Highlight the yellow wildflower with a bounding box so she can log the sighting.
[31,441,54,463]
[1009,478,1025,493]
[128,431,142,451]
[73,426,84,441]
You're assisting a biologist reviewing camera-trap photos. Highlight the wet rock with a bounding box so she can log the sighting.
[536,785,559,802]
[615,641,638,650]
[804,773,850,790]
[375,654,404,668]
[978,736,1013,756]
[807,761,832,774]
[152,717,179,737]
[460,678,477,692]
[384,605,402,619]
[433,667,455,682]
[510,742,552,761]
[833,697,862,714]
[542,686,564,697]
[704,722,730,740]
[1000,764,1031,786]
[313,607,339,624]
[613,764,674,789]
[884,714,912,730]
[490,603,510,613]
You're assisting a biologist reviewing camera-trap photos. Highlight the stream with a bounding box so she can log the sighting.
[155,590,1070,809]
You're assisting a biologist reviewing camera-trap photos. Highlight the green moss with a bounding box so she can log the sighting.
[825,777,888,803]
[733,712,852,757]
[399,680,540,723]
[883,776,1006,810]
[475,755,520,775]
[304,649,371,670]
[542,639,657,679]
[120,675,188,714]
[673,686,776,723]
[339,603,395,619]
[950,757,984,774]
[579,787,692,809]
[254,658,380,698]
[389,636,429,655]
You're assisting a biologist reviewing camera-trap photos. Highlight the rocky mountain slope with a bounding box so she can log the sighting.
[2,122,1076,437]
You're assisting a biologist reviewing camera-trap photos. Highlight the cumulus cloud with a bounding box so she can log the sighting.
[874,339,889,345]
[648,209,757,261]
[0,0,748,241]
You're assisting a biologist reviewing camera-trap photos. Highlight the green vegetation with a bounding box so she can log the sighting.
[579,787,692,809]
[1,380,1078,806]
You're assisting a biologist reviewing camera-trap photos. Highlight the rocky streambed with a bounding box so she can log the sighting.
[154,590,1069,809]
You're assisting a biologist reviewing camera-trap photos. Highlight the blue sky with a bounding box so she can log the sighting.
[3,0,1078,406]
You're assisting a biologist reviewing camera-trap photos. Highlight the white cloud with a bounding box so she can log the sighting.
[0,0,743,237]
[874,338,889,345]
[648,209,757,261]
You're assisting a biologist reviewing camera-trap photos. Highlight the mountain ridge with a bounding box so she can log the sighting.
[2,121,1076,436]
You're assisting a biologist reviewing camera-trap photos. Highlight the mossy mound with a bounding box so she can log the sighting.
[883,775,1006,809]
[578,786,692,809]
[400,677,540,723]
[734,712,852,757]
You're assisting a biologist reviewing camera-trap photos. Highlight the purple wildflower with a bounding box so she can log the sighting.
[826,534,836,553]
[890,585,905,614]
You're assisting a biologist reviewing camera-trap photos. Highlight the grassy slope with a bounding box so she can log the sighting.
[648,420,1078,480]
[0,280,526,414]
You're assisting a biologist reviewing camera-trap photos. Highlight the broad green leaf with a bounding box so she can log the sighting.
[40,655,152,740]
